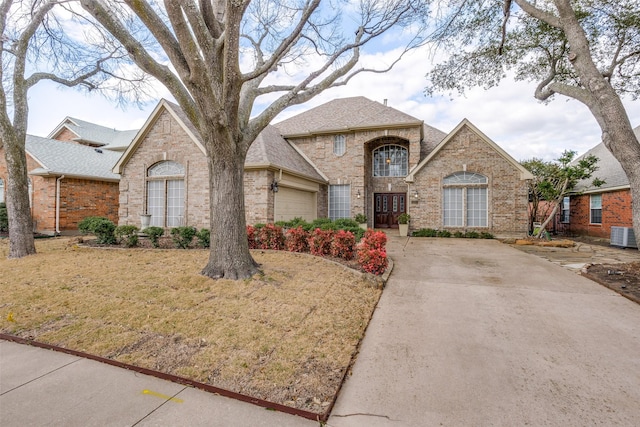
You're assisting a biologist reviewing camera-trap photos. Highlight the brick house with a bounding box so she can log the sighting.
[115,97,532,236]
[0,135,123,234]
[561,125,639,239]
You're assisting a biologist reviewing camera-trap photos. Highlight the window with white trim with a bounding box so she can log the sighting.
[147,161,185,227]
[561,196,570,223]
[373,145,408,177]
[442,172,488,227]
[333,135,346,156]
[329,184,350,220]
[590,194,602,224]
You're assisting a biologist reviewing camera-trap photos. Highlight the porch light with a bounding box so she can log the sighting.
[270,180,279,193]
[356,190,361,199]
[386,156,391,164]
[413,190,419,199]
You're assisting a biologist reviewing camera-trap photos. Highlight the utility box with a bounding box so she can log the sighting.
[610,226,638,248]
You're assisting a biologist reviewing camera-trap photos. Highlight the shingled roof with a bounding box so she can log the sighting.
[572,125,639,193]
[48,117,138,151]
[27,135,121,181]
[274,96,423,136]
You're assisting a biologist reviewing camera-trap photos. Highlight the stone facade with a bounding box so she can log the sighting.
[408,124,530,236]
[288,126,422,226]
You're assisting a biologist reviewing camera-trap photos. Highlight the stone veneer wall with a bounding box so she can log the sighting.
[409,125,529,236]
[289,125,421,225]
[119,109,277,229]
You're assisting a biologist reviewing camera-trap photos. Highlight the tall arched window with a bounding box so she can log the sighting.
[443,172,488,227]
[0,178,4,204]
[373,145,408,177]
[146,161,185,227]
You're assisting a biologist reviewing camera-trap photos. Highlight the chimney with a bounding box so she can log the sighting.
[383,99,387,106]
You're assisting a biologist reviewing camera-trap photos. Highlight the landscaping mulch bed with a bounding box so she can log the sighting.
[583,262,640,305]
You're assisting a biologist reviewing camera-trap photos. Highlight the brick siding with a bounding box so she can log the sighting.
[566,189,632,238]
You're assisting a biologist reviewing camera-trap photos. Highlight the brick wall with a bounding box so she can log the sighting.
[289,125,422,223]
[409,125,529,236]
[119,108,278,229]
[566,190,632,238]
[52,127,79,143]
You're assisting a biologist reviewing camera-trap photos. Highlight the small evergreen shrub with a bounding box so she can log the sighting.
[143,226,164,248]
[78,216,116,244]
[309,228,334,256]
[170,226,197,249]
[333,218,360,229]
[354,213,367,224]
[257,223,285,250]
[465,230,480,239]
[330,230,355,260]
[0,202,7,232]
[285,226,310,253]
[412,228,438,237]
[480,232,494,239]
[196,228,210,248]
[453,231,465,238]
[247,225,259,249]
[436,229,451,238]
[356,230,388,275]
[115,225,139,247]
[361,229,387,250]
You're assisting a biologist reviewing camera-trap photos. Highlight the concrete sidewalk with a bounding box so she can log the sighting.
[328,237,640,426]
[0,339,318,426]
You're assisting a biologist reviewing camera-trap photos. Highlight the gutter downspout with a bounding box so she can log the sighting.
[56,175,64,235]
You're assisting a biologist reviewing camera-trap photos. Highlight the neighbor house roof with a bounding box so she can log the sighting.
[26,135,121,182]
[406,119,533,182]
[571,125,639,194]
[114,99,326,183]
[274,96,424,137]
[48,117,138,151]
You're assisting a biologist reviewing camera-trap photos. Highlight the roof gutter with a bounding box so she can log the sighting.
[56,175,64,235]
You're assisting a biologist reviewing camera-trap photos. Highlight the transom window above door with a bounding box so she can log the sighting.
[373,145,408,177]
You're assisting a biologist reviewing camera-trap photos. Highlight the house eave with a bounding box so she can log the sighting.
[29,169,120,183]
[281,121,424,138]
[244,162,328,184]
[571,184,630,195]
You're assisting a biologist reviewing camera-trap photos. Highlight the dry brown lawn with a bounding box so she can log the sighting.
[0,237,382,412]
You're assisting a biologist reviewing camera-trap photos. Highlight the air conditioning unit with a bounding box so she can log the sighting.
[610,226,638,248]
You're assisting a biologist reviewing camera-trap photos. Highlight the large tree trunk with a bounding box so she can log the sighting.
[200,131,259,280]
[3,132,36,258]
[554,0,640,247]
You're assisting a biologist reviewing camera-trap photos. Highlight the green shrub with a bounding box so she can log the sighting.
[480,232,494,239]
[0,202,7,232]
[115,225,139,247]
[78,216,116,244]
[412,228,437,237]
[436,229,451,238]
[354,213,367,224]
[196,228,210,248]
[253,223,266,229]
[453,231,465,238]
[170,226,197,249]
[142,226,164,248]
[334,218,360,229]
[465,230,480,239]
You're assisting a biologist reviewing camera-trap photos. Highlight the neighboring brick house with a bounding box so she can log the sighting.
[561,125,639,239]
[0,135,122,234]
[116,97,532,236]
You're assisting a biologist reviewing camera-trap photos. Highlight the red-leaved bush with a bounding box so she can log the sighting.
[258,224,285,250]
[285,226,310,252]
[308,228,334,257]
[330,229,355,260]
[356,230,388,275]
[247,225,258,249]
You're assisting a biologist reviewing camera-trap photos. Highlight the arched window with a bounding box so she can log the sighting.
[146,161,185,227]
[0,178,4,204]
[443,172,488,227]
[373,145,408,177]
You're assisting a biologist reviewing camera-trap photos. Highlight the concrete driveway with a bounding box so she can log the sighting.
[328,237,640,426]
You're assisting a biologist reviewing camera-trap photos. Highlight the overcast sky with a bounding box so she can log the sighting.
[26,45,640,163]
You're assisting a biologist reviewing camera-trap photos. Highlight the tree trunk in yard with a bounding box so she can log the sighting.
[200,131,259,280]
[552,0,640,247]
[3,132,36,258]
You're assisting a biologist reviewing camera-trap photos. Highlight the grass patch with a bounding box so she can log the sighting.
[0,238,381,412]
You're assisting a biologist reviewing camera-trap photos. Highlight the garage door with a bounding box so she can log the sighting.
[275,187,317,222]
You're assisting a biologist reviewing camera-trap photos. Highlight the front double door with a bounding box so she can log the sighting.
[374,193,406,229]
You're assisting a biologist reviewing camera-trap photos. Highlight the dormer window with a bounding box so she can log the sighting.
[373,145,408,177]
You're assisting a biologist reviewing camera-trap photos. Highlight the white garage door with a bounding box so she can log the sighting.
[275,187,317,222]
